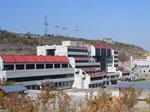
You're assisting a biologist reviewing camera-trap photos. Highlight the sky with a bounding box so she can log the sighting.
[0,0,150,51]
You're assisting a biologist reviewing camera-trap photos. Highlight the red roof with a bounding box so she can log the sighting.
[91,44,111,49]
[74,57,88,60]
[81,68,97,71]
[115,66,124,70]
[121,70,130,73]
[0,54,69,63]
[133,56,146,59]
[67,46,87,50]
[115,66,130,73]
[89,72,106,77]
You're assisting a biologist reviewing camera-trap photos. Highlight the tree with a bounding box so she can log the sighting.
[57,90,72,112]
[38,84,56,112]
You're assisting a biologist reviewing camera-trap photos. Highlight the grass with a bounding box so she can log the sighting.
[131,78,145,82]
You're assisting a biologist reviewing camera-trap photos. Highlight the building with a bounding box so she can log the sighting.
[0,54,74,90]
[37,41,130,89]
[102,38,115,44]
[130,56,150,78]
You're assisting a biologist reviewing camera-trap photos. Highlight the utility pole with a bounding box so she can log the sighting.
[44,16,49,36]
[75,26,79,38]
[55,25,60,36]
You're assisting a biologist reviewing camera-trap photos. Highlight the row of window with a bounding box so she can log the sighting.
[68,55,88,57]
[90,75,107,81]
[134,59,146,61]
[76,65,100,68]
[68,48,88,52]
[3,63,70,70]
[75,60,88,63]
[26,81,74,90]
[7,74,74,82]
[89,83,104,88]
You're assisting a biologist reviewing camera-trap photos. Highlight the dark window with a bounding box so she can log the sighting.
[54,64,60,68]
[68,55,88,57]
[114,64,118,67]
[47,49,55,56]
[114,56,118,58]
[114,60,118,62]
[76,65,100,68]
[7,74,74,82]
[26,64,35,69]
[75,60,88,63]
[68,48,88,52]
[36,64,44,69]
[101,49,106,56]
[91,76,103,81]
[16,64,24,70]
[107,49,111,56]
[46,64,53,68]
[114,51,118,54]
[4,65,14,70]
[62,64,68,68]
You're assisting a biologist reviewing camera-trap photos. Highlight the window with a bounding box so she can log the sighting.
[4,65,14,70]
[46,64,53,69]
[16,64,24,70]
[36,64,44,69]
[62,64,68,68]
[26,64,35,69]
[54,64,60,68]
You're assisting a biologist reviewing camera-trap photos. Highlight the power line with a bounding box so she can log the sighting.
[62,25,67,37]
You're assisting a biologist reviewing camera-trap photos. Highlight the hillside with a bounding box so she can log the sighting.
[0,30,145,62]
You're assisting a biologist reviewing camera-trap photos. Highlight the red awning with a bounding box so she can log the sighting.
[0,54,69,63]
[81,68,97,71]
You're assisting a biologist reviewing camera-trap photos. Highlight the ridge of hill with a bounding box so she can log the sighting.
[0,30,145,62]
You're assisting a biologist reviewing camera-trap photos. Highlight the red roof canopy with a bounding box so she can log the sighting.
[89,72,106,77]
[0,54,69,63]
[74,57,88,60]
[91,44,111,49]
[81,68,97,71]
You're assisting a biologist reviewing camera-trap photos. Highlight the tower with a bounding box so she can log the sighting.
[55,25,60,36]
[75,26,79,38]
[44,16,49,36]
[62,25,67,37]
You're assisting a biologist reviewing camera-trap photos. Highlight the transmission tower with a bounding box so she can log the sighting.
[75,26,79,38]
[44,16,49,35]
[62,25,67,37]
[55,25,60,36]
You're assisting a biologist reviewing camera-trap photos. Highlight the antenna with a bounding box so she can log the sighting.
[62,25,67,37]
[55,25,60,36]
[44,16,49,36]
[75,26,79,38]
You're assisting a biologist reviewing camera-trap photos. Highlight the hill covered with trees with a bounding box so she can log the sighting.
[0,30,145,62]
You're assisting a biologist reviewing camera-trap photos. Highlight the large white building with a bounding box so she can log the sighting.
[0,54,74,90]
[130,56,150,77]
[37,41,130,89]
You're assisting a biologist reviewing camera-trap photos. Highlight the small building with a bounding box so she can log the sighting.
[0,84,27,97]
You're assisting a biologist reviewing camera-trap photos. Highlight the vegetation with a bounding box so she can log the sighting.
[0,83,143,112]
[131,78,146,82]
[0,30,145,61]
